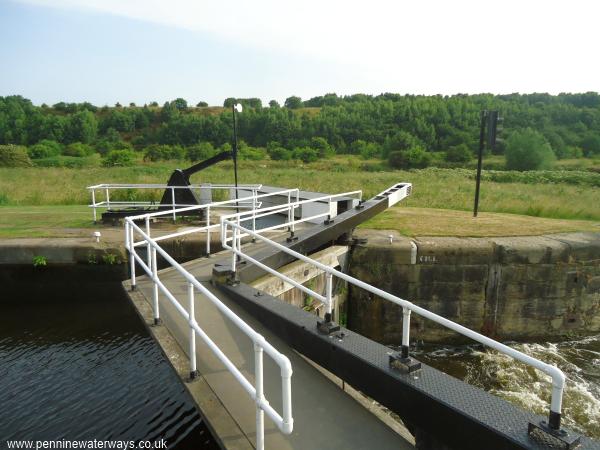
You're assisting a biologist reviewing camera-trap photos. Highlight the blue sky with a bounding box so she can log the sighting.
[1,0,599,106]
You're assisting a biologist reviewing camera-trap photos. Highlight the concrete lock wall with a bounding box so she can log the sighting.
[347,230,600,344]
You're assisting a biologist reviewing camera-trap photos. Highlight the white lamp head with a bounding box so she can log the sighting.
[234,103,243,113]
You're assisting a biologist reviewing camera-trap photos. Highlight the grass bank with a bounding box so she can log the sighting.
[362,207,599,237]
[0,159,598,223]
[0,205,597,239]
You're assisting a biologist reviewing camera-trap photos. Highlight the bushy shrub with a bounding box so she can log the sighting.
[35,154,101,168]
[238,146,267,160]
[554,145,584,159]
[349,140,381,159]
[103,150,136,167]
[187,142,216,161]
[63,142,93,157]
[0,145,32,167]
[95,139,132,156]
[267,145,292,160]
[310,137,334,158]
[388,147,432,169]
[383,131,423,158]
[505,129,555,171]
[445,144,472,163]
[581,134,600,157]
[292,147,319,163]
[144,144,185,161]
[27,140,62,159]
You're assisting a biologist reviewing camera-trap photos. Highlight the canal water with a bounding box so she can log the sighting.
[0,266,218,448]
[413,335,600,439]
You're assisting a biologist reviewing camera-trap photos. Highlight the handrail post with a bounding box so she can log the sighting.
[401,307,411,358]
[252,192,257,237]
[317,272,340,334]
[287,192,292,231]
[105,187,110,210]
[128,222,136,291]
[91,189,97,223]
[188,282,198,380]
[254,342,265,450]
[292,189,299,234]
[171,187,176,222]
[152,246,160,325]
[549,380,563,430]
[325,197,334,225]
[237,216,242,262]
[206,207,211,257]
[325,272,333,319]
[231,224,238,274]
[389,307,421,373]
[145,216,152,272]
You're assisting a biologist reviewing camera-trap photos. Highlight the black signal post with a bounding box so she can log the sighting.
[473,110,502,217]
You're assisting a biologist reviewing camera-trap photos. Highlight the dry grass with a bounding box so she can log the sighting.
[362,207,600,237]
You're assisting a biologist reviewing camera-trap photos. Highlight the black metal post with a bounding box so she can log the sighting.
[473,111,487,217]
[232,105,241,262]
[232,105,239,214]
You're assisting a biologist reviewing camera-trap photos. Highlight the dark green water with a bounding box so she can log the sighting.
[0,266,218,449]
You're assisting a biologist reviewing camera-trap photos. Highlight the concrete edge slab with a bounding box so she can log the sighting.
[122,280,253,450]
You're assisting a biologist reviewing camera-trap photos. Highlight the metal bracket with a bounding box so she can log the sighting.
[317,319,341,335]
[324,218,335,225]
[286,232,299,243]
[153,318,162,326]
[388,351,422,373]
[528,421,581,450]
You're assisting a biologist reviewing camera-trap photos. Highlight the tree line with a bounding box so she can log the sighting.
[1,92,599,169]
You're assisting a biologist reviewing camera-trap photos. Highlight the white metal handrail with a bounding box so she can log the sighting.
[129,188,300,257]
[125,218,293,449]
[219,190,363,245]
[220,217,568,433]
[87,183,262,222]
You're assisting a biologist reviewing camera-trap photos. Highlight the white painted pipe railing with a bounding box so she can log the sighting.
[128,188,299,257]
[220,217,568,432]
[219,190,363,246]
[87,183,262,222]
[124,218,294,449]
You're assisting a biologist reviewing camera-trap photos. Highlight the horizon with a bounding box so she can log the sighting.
[5,91,600,109]
[2,0,600,106]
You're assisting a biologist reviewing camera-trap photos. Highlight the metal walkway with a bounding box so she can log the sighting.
[132,244,413,450]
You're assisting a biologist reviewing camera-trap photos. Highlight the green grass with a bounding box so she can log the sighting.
[0,205,92,237]
[0,158,598,223]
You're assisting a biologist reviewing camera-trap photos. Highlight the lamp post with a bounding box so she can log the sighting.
[232,103,243,211]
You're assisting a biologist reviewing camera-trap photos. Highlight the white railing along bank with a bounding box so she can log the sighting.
[88,183,262,222]
[124,214,293,450]
[219,207,568,433]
